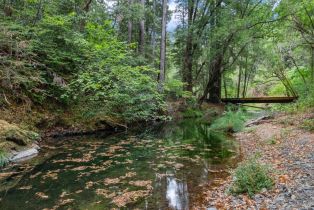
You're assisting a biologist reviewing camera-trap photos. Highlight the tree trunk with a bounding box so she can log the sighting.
[83,0,93,12]
[151,0,156,57]
[223,73,228,98]
[237,60,242,98]
[200,54,223,103]
[33,0,43,24]
[182,0,194,92]
[158,0,167,92]
[208,62,222,103]
[183,36,193,91]
[139,0,145,54]
[311,46,314,82]
[128,0,133,43]
[3,0,13,17]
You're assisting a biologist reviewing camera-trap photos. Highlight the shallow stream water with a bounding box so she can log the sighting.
[0,119,240,209]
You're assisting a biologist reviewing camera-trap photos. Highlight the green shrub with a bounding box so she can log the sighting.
[66,65,165,123]
[0,150,9,168]
[182,108,203,118]
[270,68,314,113]
[301,119,314,131]
[230,158,273,197]
[210,108,247,132]
[164,79,192,99]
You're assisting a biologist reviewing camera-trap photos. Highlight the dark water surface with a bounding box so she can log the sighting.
[0,119,240,209]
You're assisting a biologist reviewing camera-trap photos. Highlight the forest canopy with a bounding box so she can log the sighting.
[0,0,313,123]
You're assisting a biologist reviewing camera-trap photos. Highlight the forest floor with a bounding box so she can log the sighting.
[193,111,314,209]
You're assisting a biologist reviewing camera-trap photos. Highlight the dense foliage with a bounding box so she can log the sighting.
[0,0,166,123]
[0,0,313,125]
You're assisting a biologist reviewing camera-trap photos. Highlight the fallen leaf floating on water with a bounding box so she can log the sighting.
[96,189,116,199]
[30,172,42,179]
[108,145,125,153]
[156,173,174,178]
[70,166,88,171]
[59,198,74,205]
[85,181,95,189]
[35,192,49,199]
[124,172,137,178]
[59,191,71,198]
[174,163,184,169]
[42,172,58,180]
[19,185,32,190]
[104,178,121,185]
[112,190,151,207]
[125,159,133,164]
[129,180,153,190]
[52,153,93,163]
[0,172,19,179]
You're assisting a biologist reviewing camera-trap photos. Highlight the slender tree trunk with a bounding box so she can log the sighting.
[237,61,242,98]
[151,0,156,57]
[183,36,193,91]
[33,0,43,24]
[79,0,93,31]
[139,0,145,54]
[182,0,194,92]
[223,73,228,98]
[242,69,248,98]
[128,0,133,43]
[311,46,314,82]
[158,0,167,92]
[3,0,13,17]
[83,0,93,12]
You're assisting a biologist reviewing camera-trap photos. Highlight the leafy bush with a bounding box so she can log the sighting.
[0,150,9,168]
[67,65,165,123]
[0,21,48,104]
[164,79,192,99]
[270,68,314,113]
[301,119,314,131]
[210,108,247,132]
[63,22,166,123]
[182,108,203,118]
[230,158,273,197]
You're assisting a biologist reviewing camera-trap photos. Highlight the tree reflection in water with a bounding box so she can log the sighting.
[166,177,189,210]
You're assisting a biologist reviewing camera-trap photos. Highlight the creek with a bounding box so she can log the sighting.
[0,119,241,209]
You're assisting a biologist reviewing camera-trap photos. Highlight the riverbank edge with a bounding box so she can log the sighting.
[1,101,225,164]
[193,111,314,209]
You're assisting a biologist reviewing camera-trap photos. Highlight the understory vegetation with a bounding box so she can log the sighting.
[230,158,274,197]
[210,108,247,132]
[0,150,9,168]
[0,1,166,125]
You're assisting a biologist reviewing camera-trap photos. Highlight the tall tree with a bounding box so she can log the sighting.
[159,0,167,91]
[128,0,133,43]
[139,0,145,54]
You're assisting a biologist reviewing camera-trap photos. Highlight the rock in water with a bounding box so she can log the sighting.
[10,148,39,162]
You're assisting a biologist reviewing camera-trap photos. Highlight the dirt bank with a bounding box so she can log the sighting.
[193,112,314,209]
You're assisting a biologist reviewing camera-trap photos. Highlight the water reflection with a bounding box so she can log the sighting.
[0,119,240,210]
[166,177,189,210]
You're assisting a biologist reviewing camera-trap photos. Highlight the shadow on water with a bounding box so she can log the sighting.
[0,118,241,210]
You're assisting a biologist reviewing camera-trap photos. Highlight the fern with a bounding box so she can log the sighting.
[0,150,9,168]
